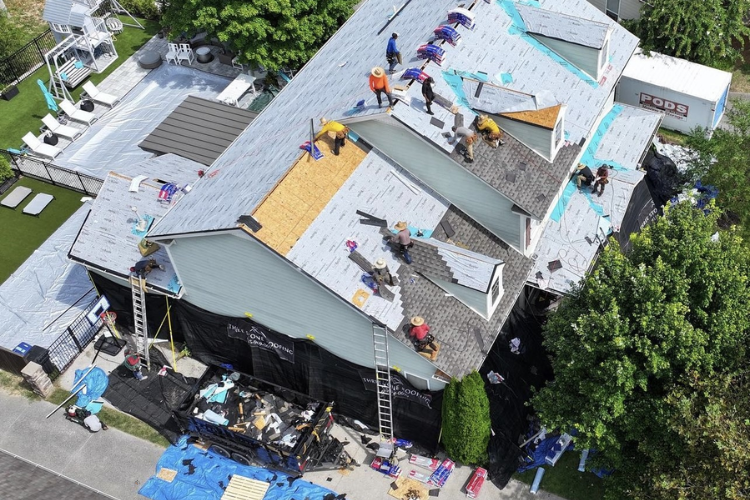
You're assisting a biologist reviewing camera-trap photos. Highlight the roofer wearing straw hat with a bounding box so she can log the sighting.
[476,114,505,148]
[369,67,394,108]
[372,258,395,286]
[316,118,349,156]
[392,221,413,264]
[409,316,437,352]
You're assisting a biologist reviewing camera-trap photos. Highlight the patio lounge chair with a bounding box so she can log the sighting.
[60,100,98,125]
[23,193,55,216]
[83,81,120,107]
[42,114,84,141]
[22,132,62,160]
[1,186,32,209]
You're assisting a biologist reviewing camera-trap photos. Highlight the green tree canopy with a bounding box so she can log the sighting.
[442,371,491,465]
[683,100,750,240]
[624,0,750,68]
[161,0,358,71]
[532,201,750,499]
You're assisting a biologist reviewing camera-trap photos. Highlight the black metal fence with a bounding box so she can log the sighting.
[46,296,107,380]
[0,30,58,87]
[3,149,103,196]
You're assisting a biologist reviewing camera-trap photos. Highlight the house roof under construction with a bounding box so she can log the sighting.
[69,154,203,295]
[150,0,637,238]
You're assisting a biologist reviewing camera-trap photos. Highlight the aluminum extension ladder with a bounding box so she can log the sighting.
[129,275,150,370]
[372,324,394,442]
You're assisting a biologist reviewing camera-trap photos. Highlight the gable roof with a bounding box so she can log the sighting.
[150,0,638,238]
[500,104,563,130]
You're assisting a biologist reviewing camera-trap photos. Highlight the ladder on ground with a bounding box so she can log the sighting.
[129,275,150,370]
[372,324,394,442]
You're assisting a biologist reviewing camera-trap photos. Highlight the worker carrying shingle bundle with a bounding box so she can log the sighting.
[386,33,401,74]
[476,115,505,148]
[369,67,394,108]
[315,118,349,156]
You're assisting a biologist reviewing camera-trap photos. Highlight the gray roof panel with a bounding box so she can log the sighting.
[42,0,74,25]
[139,96,257,166]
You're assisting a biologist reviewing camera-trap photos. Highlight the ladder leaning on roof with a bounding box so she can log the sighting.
[129,275,150,371]
[372,324,394,443]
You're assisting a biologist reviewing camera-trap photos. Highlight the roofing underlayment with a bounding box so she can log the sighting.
[530,104,662,294]
[0,205,95,350]
[55,64,230,178]
[151,0,637,237]
[68,154,204,295]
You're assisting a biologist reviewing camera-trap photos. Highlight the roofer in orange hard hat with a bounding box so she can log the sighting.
[369,67,394,108]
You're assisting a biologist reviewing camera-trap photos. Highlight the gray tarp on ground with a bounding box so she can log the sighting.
[55,64,231,179]
[0,204,96,350]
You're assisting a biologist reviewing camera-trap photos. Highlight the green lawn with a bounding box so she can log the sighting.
[0,176,85,283]
[0,17,160,150]
[514,451,606,500]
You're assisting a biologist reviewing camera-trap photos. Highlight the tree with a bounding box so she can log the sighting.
[685,99,750,239]
[532,201,750,499]
[441,371,491,465]
[624,0,750,68]
[161,0,358,71]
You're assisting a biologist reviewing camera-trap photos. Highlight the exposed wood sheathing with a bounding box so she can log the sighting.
[251,137,366,255]
[500,104,562,130]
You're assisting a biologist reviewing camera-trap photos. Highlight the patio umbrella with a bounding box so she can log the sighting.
[37,79,58,112]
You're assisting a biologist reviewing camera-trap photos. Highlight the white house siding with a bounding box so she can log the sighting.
[163,230,442,388]
[349,120,523,251]
[495,118,554,162]
[587,0,642,20]
[532,35,602,79]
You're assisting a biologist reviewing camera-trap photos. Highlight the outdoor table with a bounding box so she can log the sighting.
[195,46,213,64]
[216,73,256,107]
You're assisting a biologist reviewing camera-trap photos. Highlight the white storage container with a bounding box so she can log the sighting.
[616,49,732,134]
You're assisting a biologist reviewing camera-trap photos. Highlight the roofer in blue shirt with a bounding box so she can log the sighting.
[386,33,401,74]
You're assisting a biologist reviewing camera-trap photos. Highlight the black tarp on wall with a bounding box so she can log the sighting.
[481,287,553,488]
[615,178,659,253]
[90,272,442,450]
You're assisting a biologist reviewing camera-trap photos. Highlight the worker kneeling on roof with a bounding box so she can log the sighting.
[476,114,505,148]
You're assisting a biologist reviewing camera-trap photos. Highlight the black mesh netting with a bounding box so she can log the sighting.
[481,287,553,488]
[104,348,198,444]
[173,299,444,451]
[615,179,659,253]
[91,273,442,450]
[643,148,685,207]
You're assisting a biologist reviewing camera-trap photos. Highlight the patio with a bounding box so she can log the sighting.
[20,33,268,174]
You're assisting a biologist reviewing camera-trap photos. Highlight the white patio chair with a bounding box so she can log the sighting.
[166,43,180,65]
[42,114,84,141]
[60,99,98,125]
[83,81,120,107]
[177,43,195,65]
[22,132,62,160]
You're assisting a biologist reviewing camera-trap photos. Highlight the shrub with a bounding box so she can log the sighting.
[441,370,491,465]
[0,155,14,183]
[118,0,160,21]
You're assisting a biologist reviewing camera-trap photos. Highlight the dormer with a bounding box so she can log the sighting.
[408,237,505,320]
[464,80,566,162]
[517,4,611,82]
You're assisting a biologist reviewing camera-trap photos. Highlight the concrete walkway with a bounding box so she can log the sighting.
[0,390,164,500]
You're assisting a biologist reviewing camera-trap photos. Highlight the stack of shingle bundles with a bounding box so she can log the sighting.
[417,44,446,66]
[447,8,475,30]
[433,25,461,46]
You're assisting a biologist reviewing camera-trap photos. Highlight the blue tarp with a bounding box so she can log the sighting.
[517,435,574,473]
[73,367,109,408]
[139,436,342,500]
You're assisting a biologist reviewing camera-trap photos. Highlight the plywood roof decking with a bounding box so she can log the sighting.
[139,96,257,166]
[501,104,562,130]
[251,138,366,255]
